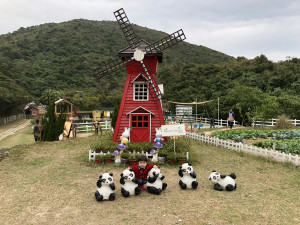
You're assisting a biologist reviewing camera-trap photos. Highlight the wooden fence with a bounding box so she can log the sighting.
[0,114,27,125]
[186,132,299,166]
[76,121,112,133]
[252,118,300,127]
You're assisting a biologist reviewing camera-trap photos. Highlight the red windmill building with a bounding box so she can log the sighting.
[94,8,186,143]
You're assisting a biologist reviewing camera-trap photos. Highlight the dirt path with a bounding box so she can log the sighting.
[0,120,31,142]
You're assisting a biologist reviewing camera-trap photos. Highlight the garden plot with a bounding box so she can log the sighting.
[212,129,300,154]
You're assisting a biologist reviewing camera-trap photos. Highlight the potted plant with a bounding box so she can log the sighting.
[120,151,130,164]
[176,152,187,164]
[95,154,104,164]
[128,153,137,166]
[103,153,113,163]
[158,149,168,162]
[166,152,176,165]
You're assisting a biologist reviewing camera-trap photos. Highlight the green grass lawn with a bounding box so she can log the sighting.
[0,133,299,225]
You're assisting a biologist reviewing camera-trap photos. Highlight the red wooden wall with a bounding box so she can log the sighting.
[112,56,165,143]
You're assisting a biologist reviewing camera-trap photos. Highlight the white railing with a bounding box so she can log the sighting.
[0,114,27,125]
[252,118,300,127]
[166,116,238,127]
[89,150,158,161]
[186,132,299,166]
[76,121,112,133]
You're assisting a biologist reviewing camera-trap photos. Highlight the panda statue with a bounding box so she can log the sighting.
[147,168,167,195]
[95,173,116,201]
[120,169,141,197]
[178,163,198,189]
[208,170,237,191]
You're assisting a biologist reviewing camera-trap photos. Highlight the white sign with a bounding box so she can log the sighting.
[161,124,186,137]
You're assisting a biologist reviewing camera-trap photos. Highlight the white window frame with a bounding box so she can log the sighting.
[133,82,148,101]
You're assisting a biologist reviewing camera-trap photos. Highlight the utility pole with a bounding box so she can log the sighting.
[195,97,197,124]
[217,97,220,125]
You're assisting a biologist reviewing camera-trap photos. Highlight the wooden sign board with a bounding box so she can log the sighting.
[161,124,186,137]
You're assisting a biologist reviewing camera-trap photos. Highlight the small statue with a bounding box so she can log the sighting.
[118,127,130,150]
[154,127,164,148]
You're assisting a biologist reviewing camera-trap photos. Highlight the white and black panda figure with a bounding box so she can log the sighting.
[208,170,237,191]
[147,168,167,195]
[120,169,141,197]
[95,173,116,201]
[178,163,198,189]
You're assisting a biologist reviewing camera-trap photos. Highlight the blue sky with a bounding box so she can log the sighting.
[1,0,300,62]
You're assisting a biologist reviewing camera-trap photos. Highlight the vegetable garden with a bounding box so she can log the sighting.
[211,129,300,154]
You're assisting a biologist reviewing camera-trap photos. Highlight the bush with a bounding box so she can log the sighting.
[274,115,295,129]
[90,139,116,152]
[103,153,113,159]
[120,152,130,159]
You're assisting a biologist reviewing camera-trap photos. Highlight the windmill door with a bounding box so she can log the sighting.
[130,114,150,142]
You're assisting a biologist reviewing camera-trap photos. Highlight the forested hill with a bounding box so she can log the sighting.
[0,19,233,116]
[0,19,299,123]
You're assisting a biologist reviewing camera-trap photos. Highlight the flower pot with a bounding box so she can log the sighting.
[168,159,175,165]
[158,157,165,162]
[177,159,186,164]
[121,158,128,164]
[129,160,136,166]
[104,158,113,163]
[95,159,102,164]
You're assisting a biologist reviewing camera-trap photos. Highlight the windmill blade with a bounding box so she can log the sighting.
[114,8,139,48]
[137,60,162,102]
[94,57,134,78]
[145,29,186,53]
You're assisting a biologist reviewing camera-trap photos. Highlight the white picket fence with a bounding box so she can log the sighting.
[89,150,159,161]
[186,132,299,166]
[76,121,112,133]
[252,118,300,127]
[167,116,238,127]
[195,117,237,126]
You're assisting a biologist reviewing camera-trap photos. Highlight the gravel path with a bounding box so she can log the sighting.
[0,120,31,141]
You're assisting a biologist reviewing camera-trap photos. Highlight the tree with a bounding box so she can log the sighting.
[253,96,280,127]
[41,100,66,141]
[111,104,119,129]
[40,89,63,105]
[224,86,266,125]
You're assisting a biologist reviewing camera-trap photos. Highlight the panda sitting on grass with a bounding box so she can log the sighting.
[147,168,167,195]
[178,163,198,189]
[95,173,116,201]
[208,170,237,191]
[120,169,141,197]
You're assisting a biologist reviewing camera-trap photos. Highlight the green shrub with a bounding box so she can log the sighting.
[274,115,295,129]
[120,152,130,159]
[103,153,113,159]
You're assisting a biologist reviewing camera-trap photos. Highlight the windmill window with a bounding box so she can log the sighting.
[133,83,148,101]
